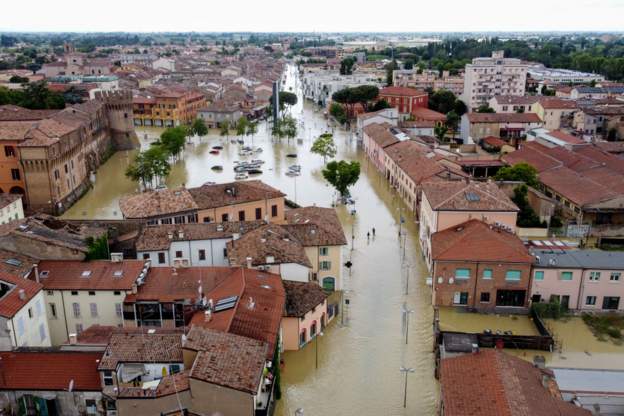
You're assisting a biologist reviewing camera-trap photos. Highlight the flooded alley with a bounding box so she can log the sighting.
[63,65,439,415]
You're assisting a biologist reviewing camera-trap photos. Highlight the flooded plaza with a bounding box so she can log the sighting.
[63,65,439,415]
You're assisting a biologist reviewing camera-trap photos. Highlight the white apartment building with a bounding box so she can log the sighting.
[393,70,464,96]
[36,259,147,346]
[302,71,384,107]
[462,51,528,111]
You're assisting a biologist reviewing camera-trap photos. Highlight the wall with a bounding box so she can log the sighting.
[44,289,126,345]
[304,245,343,291]
[279,263,310,282]
[0,196,24,224]
[436,211,517,233]
[188,378,254,416]
[530,268,582,309]
[197,197,286,224]
[0,390,102,416]
[139,238,232,267]
[0,141,26,197]
[117,390,192,416]
[2,291,51,349]
[281,317,300,351]
[578,268,624,311]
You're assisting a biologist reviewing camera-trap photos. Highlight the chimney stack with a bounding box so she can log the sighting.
[178,230,184,239]
[18,289,26,301]
[33,264,40,283]
[69,333,78,345]
[167,232,173,240]
[246,257,253,268]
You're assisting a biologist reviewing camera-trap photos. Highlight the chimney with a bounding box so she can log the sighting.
[471,343,479,354]
[246,257,253,268]
[18,289,26,301]
[131,283,137,294]
[167,232,174,240]
[464,176,470,185]
[33,264,40,283]
[204,309,212,322]
[69,333,78,345]
[178,230,184,239]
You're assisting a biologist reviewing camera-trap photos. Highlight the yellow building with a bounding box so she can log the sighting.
[132,86,206,127]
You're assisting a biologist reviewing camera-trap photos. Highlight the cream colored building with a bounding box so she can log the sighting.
[462,51,528,111]
[533,98,579,131]
[0,194,24,225]
[35,259,147,345]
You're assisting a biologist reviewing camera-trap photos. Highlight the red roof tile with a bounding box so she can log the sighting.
[36,260,146,291]
[380,86,428,97]
[467,113,542,123]
[0,351,102,391]
[0,271,42,318]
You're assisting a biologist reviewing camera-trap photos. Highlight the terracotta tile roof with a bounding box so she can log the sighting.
[0,121,34,141]
[538,98,578,109]
[502,142,563,172]
[284,207,347,246]
[482,136,508,148]
[135,221,264,251]
[432,220,533,263]
[380,86,427,97]
[440,349,591,416]
[185,326,267,394]
[188,180,285,210]
[0,270,42,318]
[410,107,446,121]
[36,260,146,291]
[117,371,190,398]
[227,224,312,268]
[0,105,59,121]
[0,351,102,391]
[98,332,183,370]
[0,249,36,278]
[467,113,542,123]
[283,281,327,317]
[384,141,463,185]
[119,188,198,219]
[73,325,117,345]
[422,180,518,212]
[548,130,585,145]
[362,123,399,148]
[0,193,21,209]
[539,167,616,206]
[492,95,541,105]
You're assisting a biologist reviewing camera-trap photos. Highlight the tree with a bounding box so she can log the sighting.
[246,121,258,143]
[385,59,399,85]
[434,124,449,143]
[272,115,297,140]
[17,81,65,110]
[512,185,546,228]
[235,116,248,140]
[371,99,391,112]
[404,59,414,70]
[332,85,379,116]
[219,121,230,139]
[329,102,347,124]
[445,111,460,140]
[190,118,208,137]
[270,91,298,113]
[85,234,109,260]
[476,104,495,113]
[9,75,28,84]
[125,146,171,189]
[157,126,187,158]
[311,133,337,163]
[494,163,539,188]
[340,57,356,75]
[322,160,361,199]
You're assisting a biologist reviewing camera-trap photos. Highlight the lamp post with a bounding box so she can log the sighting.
[295,408,304,416]
[404,264,411,296]
[399,366,415,408]
[401,303,414,345]
[315,331,324,369]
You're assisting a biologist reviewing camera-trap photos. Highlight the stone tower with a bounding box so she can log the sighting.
[94,90,139,150]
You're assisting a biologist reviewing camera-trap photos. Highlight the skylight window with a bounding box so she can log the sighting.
[113,270,123,278]
[5,258,22,267]
[81,270,92,277]
[214,295,238,312]
[465,192,480,202]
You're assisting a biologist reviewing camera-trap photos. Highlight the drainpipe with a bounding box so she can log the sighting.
[576,268,585,311]
[472,262,479,310]
[61,291,70,342]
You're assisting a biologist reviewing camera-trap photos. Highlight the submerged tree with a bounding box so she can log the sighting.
[311,133,337,163]
[190,117,208,137]
[322,160,361,199]
[125,145,171,189]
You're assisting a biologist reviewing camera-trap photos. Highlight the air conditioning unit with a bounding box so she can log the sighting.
[173,258,190,268]
[110,253,123,262]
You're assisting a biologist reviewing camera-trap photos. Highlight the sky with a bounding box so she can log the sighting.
[3,0,624,33]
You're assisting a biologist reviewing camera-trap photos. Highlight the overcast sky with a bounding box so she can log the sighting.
[3,0,624,33]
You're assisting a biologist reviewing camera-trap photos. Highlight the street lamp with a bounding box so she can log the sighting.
[403,264,411,295]
[401,303,414,345]
[315,331,324,369]
[399,366,415,408]
[295,408,304,416]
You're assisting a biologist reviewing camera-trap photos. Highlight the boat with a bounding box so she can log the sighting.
[212,145,223,150]
[286,171,300,177]
[286,153,297,158]
[202,181,216,186]
[211,165,223,171]
[251,159,265,165]
[288,164,301,172]
[235,172,248,180]
[209,150,219,155]
[248,169,263,175]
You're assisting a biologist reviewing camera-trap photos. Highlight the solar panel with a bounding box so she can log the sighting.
[214,301,237,312]
[5,258,22,267]
[465,192,480,202]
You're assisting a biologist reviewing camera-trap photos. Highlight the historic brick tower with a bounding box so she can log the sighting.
[95,90,138,150]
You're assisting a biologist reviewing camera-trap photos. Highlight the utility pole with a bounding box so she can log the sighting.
[400,367,415,408]
[404,264,411,295]
[315,331,324,369]
[402,303,414,345]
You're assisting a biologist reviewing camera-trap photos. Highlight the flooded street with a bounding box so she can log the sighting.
[63,65,438,415]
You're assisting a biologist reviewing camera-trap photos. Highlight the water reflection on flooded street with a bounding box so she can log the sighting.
[63,65,439,415]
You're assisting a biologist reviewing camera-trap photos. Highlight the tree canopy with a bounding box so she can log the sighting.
[0,81,65,110]
[311,133,337,163]
[428,89,466,116]
[272,115,297,140]
[125,145,171,189]
[476,104,496,113]
[512,185,547,228]
[322,160,361,199]
[494,163,539,188]
[190,118,208,137]
[332,85,379,115]
[340,57,356,75]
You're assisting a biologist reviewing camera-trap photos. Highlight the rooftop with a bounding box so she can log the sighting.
[532,249,624,270]
[440,349,590,416]
[432,220,532,263]
[422,181,518,212]
[283,280,327,318]
[379,86,427,97]
[98,332,183,370]
[119,188,198,219]
[492,95,541,105]
[284,206,347,246]
[188,180,285,210]
[0,351,102,391]
[35,260,146,291]
[0,271,42,318]
[466,112,542,124]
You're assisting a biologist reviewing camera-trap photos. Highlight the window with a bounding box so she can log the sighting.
[482,269,492,279]
[320,247,329,256]
[453,292,469,305]
[160,218,172,224]
[142,253,150,260]
[271,205,278,217]
[221,213,229,222]
[223,248,228,258]
[455,268,470,279]
[88,291,96,296]
[71,291,78,295]
[586,296,597,305]
[534,271,544,281]
[4,146,15,157]
[115,303,122,317]
[28,308,33,318]
[299,329,307,346]
[560,271,573,281]
[72,302,81,318]
[16,317,24,337]
[90,303,98,317]
[198,249,206,261]
[175,251,183,258]
[114,291,121,296]
[505,270,521,281]
[480,292,490,303]
[85,399,97,416]
[103,370,114,386]
[255,207,262,220]
[320,261,331,271]
[39,323,46,342]
[158,252,166,264]
[10,169,20,180]
[49,303,57,319]
[602,296,620,310]
[589,271,601,281]
[76,323,83,333]
[35,300,42,317]
[610,272,621,282]
[238,210,245,221]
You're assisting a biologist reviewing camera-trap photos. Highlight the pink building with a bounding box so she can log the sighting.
[362,122,399,172]
[281,281,329,351]
[531,250,624,311]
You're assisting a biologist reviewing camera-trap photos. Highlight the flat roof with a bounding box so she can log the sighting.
[553,368,624,394]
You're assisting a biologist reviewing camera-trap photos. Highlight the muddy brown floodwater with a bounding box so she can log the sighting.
[63,65,439,416]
